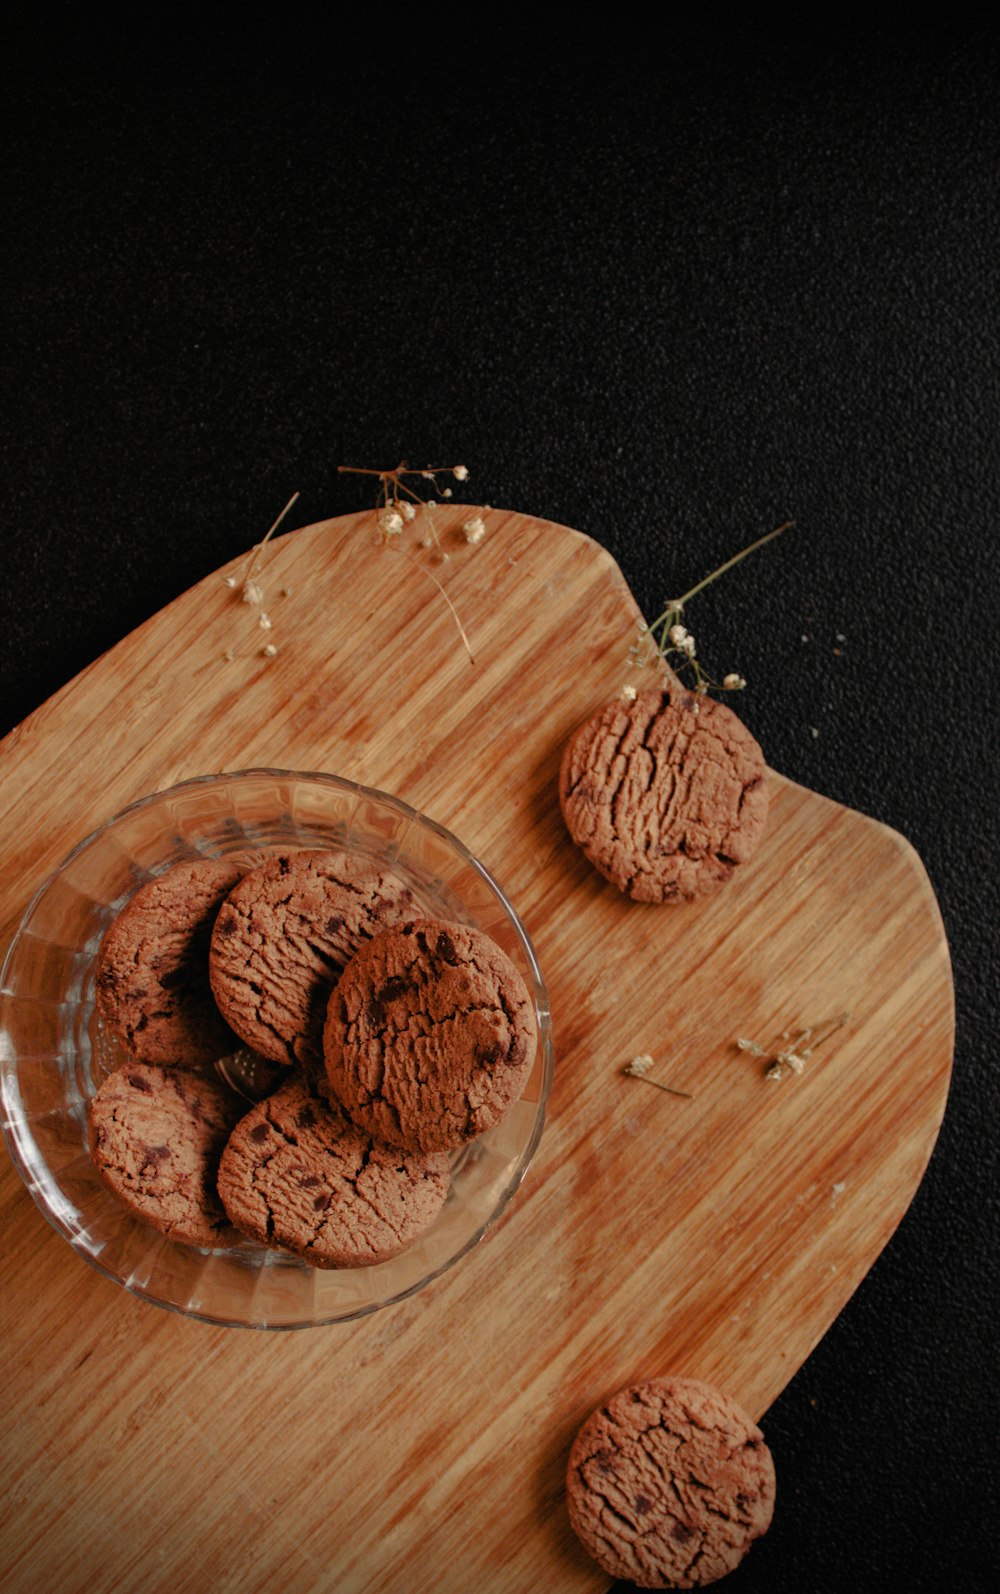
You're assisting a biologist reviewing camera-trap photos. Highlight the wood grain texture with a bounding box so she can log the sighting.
[0,509,953,1594]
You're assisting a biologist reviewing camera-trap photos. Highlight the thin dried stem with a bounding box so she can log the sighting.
[245,491,301,582]
[384,542,476,666]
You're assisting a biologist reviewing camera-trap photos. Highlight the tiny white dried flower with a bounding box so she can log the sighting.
[810,726,820,739]
[421,470,434,480]
[737,1037,765,1056]
[379,508,404,535]
[636,622,649,636]
[223,574,238,589]
[723,672,746,690]
[463,515,487,545]
[242,580,265,605]
[453,464,469,480]
[622,683,638,702]
[400,501,416,521]
[668,623,688,645]
[426,498,437,507]
[418,533,435,549]
[765,1061,786,1081]
[262,642,278,658]
[836,632,846,642]
[443,487,453,498]
[259,612,273,631]
[680,635,696,657]
[625,1054,655,1077]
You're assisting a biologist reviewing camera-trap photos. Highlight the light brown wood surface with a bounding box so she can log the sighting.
[0,509,953,1594]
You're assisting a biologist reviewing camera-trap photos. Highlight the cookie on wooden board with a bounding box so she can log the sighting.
[89,1063,243,1249]
[323,918,537,1154]
[95,857,250,1066]
[209,850,415,1068]
[217,1073,450,1268]
[559,685,769,903]
[566,1377,775,1588]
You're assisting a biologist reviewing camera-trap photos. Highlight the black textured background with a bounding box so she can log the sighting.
[3,19,998,1593]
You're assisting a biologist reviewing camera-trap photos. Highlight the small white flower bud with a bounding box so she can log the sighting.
[622,683,638,702]
[442,487,453,498]
[262,643,278,658]
[223,574,238,588]
[668,623,688,645]
[680,635,696,656]
[463,515,487,545]
[242,580,265,605]
[723,672,746,690]
[400,501,416,521]
[453,465,469,480]
[378,508,404,535]
[259,612,273,631]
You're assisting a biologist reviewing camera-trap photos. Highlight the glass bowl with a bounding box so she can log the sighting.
[0,769,553,1329]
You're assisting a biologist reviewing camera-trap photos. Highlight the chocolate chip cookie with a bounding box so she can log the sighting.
[566,1377,776,1588]
[217,1073,450,1268]
[89,1062,243,1248]
[95,857,249,1066]
[209,850,415,1068]
[559,685,769,903]
[323,918,537,1154]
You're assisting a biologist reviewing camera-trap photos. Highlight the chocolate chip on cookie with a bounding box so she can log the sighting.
[560,685,769,903]
[217,1073,450,1268]
[566,1377,775,1588]
[323,918,537,1154]
[89,1063,243,1248]
[95,857,249,1066]
[209,850,415,1068]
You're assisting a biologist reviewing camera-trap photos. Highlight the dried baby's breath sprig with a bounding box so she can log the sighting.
[337,463,463,556]
[622,1054,693,1099]
[738,1011,851,1082]
[221,491,300,661]
[629,520,793,696]
[241,491,301,595]
[338,461,479,665]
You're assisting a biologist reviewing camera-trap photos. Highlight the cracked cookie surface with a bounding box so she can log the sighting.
[559,686,769,903]
[324,919,537,1153]
[89,1062,243,1248]
[566,1377,775,1589]
[209,850,415,1068]
[217,1073,450,1267]
[95,857,250,1066]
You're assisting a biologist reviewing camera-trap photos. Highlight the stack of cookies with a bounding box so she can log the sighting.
[89,849,537,1269]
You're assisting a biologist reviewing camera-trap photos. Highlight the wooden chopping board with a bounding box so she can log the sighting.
[0,508,953,1594]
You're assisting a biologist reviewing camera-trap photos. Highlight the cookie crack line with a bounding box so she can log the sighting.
[360,999,508,1046]
[248,1148,279,1240]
